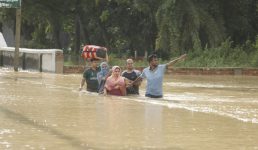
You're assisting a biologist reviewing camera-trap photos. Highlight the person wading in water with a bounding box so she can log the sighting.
[130,53,187,98]
[122,59,142,95]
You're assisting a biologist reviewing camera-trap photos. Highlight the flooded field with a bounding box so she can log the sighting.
[1,68,258,149]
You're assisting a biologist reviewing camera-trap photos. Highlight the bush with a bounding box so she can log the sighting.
[250,36,258,67]
[177,38,257,68]
[64,37,258,68]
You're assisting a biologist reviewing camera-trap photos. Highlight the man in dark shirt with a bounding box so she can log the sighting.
[122,59,142,94]
[79,59,100,92]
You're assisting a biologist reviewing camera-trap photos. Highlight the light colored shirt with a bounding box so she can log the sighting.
[140,64,166,96]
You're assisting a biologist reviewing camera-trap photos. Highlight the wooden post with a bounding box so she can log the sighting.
[22,52,25,70]
[14,8,21,71]
[39,53,43,72]
[144,50,148,59]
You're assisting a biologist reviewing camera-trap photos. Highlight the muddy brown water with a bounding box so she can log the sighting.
[1,68,258,149]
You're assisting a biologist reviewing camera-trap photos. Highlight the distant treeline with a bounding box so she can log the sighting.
[0,0,258,67]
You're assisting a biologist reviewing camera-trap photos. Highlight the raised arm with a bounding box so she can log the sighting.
[166,54,187,67]
[105,51,109,63]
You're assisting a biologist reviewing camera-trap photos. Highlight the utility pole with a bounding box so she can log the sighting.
[14,8,21,71]
[0,0,21,71]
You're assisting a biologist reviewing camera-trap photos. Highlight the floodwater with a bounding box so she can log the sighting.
[0,68,258,150]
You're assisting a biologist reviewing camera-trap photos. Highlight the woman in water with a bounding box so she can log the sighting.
[104,66,126,96]
[97,61,110,94]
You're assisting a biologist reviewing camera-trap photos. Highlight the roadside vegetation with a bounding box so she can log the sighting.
[1,0,257,67]
[65,37,258,68]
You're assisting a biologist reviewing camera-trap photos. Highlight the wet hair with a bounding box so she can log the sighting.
[126,59,133,64]
[148,54,158,63]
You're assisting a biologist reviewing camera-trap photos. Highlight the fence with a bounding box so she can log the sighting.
[0,47,63,73]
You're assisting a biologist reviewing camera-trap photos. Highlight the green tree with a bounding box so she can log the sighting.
[155,0,258,58]
[156,0,225,56]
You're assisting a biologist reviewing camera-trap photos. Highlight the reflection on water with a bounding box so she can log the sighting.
[162,76,258,124]
[0,68,258,149]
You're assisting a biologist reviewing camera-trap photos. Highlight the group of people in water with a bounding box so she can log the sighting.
[79,51,187,98]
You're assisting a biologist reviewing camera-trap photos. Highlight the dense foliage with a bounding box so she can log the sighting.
[0,0,258,67]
